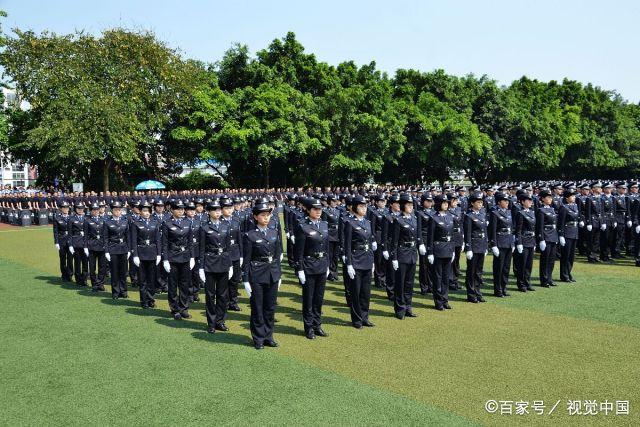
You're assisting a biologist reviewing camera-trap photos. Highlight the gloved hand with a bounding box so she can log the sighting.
[326,267,330,278]
[163,260,171,273]
[55,243,60,251]
[517,244,523,254]
[69,246,75,255]
[133,256,140,267]
[586,224,592,231]
[279,253,283,262]
[290,235,295,244]
[347,265,356,279]
[511,245,515,253]
[228,266,234,279]
[199,269,205,282]
[285,232,290,239]
[427,254,434,265]
[559,236,566,247]
[461,242,465,252]
[466,251,473,260]
[612,222,617,229]
[371,263,375,274]
[239,257,244,266]
[105,252,111,262]
[491,246,500,257]
[636,225,640,234]
[84,248,89,257]
[277,279,281,290]
[539,241,547,252]
[418,244,426,255]
[156,255,161,265]
[297,270,306,285]
[450,255,455,263]
[127,252,130,260]
[243,282,252,298]
[627,221,632,228]
[342,255,346,263]
[382,250,390,260]
[371,241,377,251]
[189,258,195,270]
[601,224,607,231]
[579,221,585,228]
[392,260,399,270]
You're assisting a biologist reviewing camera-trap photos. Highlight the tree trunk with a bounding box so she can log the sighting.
[103,157,111,193]
[263,162,270,189]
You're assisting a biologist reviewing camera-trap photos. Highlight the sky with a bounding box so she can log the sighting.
[1,0,639,102]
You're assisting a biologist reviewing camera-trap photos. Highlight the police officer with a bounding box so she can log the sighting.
[369,194,387,289]
[84,202,106,292]
[52,200,73,281]
[242,200,282,349]
[381,194,401,300]
[343,195,376,329]
[463,191,488,302]
[489,192,514,297]
[514,193,536,292]
[198,199,233,333]
[185,201,203,302]
[153,199,170,293]
[323,194,340,281]
[426,194,454,310]
[294,198,330,339]
[613,182,631,258]
[558,188,582,282]
[391,193,419,319]
[600,183,616,262]
[448,193,464,290]
[104,201,130,299]
[536,189,559,287]
[220,196,244,311]
[69,202,88,287]
[131,201,162,308]
[416,193,435,294]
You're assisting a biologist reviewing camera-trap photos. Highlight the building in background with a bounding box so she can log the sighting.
[1,88,37,190]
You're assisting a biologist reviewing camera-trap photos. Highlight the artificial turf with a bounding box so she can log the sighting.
[0,225,638,426]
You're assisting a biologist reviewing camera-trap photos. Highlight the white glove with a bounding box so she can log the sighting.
[199,268,205,282]
[243,282,252,298]
[601,224,607,231]
[539,241,547,252]
[290,235,295,244]
[127,252,130,260]
[450,255,455,263]
[69,246,75,254]
[84,248,89,257]
[427,254,434,265]
[371,241,377,251]
[418,244,426,255]
[347,265,356,279]
[461,242,465,252]
[371,263,375,273]
[189,258,195,270]
[341,255,346,263]
[133,256,140,267]
[156,255,161,265]
[228,266,234,279]
[636,225,640,234]
[392,260,399,270]
[579,221,585,228]
[279,253,283,262]
[612,222,617,229]
[55,243,60,250]
[105,252,111,262]
[297,270,306,284]
[163,260,171,273]
[627,221,632,228]
[382,250,390,260]
[326,267,330,278]
[239,257,243,266]
[277,279,281,290]
[517,244,523,254]
[559,236,566,247]
[586,224,592,231]
[285,232,290,239]
[466,250,473,260]
[491,246,499,257]
[511,245,515,253]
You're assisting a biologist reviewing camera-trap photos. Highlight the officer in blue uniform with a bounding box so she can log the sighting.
[558,188,582,282]
[84,202,106,292]
[131,201,162,308]
[381,194,401,300]
[536,189,559,287]
[52,200,73,281]
[463,191,488,302]
[220,196,244,311]
[104,201,130,299]
[369,194,387,289]
[426,194,454,310]
[514,193,536,292]
[185,201,203,302]
[489,192,514,297]
[417,193,435,294]
[323,194,340,281]
[390,193,419,319]
[69,202,88,287]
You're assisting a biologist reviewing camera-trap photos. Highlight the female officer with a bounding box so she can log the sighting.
[390,193,419,319]
[343,195,376,329]
[131,201,162,309]
[514,193,537,292]
[294,197,330,339]
[536,189,559,287]
[448,193,464,290]
[558,188,581,283]
[242,200,282,350]
[426,194,454,311]
[52,200,73,281]
[198,199,233,334]
[104,201,130,299]
[463,191,488,303]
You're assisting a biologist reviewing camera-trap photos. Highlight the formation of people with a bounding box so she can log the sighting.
[40,180,640,349]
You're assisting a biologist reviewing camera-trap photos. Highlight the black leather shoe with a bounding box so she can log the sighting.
[503,292,511,296]
[494,293,504,298]
[229,305,242,312]
[173,312,182,320]
[443,303,452,309]
[549,282,558,287]
[207,327,215,334]
[517,288,527,292]
[192,295,200,302]
[467,298,478,303]
[526,287,535,291]
[363,320,375,327]
[406,311,418,317]
[121,292,129,298]
[314,327,328,337]
[181,311,192,319]
[353,323,363,329]
[141,305,149,309]
[395,313,405,320]
[215,323,229,332]
[435,306,445,311]
[149,302,156,308]
[478,296,486,302]
[570,278,577,282]
[306,331,316,340]
[540,284,550,288]
[254,343,264,350]
[264,340,279,348]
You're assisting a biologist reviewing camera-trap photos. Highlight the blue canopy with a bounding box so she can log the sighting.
[135,180,166,190]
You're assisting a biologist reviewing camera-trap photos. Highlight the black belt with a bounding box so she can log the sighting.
[452,227,461,233]
[471,232,485,238]
[329,224,338,230]
[305,252,326,259]
[566,221,578,226]
[438,236,452,242]
[400,241,416,248]
[543,225,556,230]
[498,228,511,234]
[206,248,226,255]
[522,231,535,237]
[253,255,275,263]
[353,244,370,251]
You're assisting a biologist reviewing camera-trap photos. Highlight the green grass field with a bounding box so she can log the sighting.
[1,225,638,426]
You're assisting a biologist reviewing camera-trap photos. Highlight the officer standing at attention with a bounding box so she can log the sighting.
[557,188,582,283]
[84,202,107,292]
[52,200,73,282]
[185,202,203,302]
[343,195,376,329]
[104,201,130,299]
[369,194,388,289]
[69,202,89,287]
[381,194,401,301]
[536,189,559,287]
[131,201,162,309]
[463,191,488,302]
[161,200,196,320]
[448,193,464,290]
[489,192,515,297]
[322,194,340,281]
[198,199,233,334]
[391,193,419,319]
[242,200,282,350]
[294,198,330,339]
[416,193,435,295]
[220,196,244,312]
[514,192,536,292]
[426,194,454,310]
[153,199,170,293]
